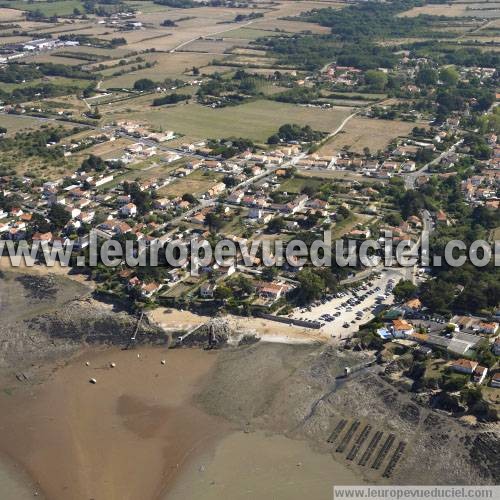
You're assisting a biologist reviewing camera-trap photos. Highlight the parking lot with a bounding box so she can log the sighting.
[290,268,407,339]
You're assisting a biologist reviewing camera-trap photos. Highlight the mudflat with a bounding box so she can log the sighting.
[0,347,228,500]
[168,430,362,500]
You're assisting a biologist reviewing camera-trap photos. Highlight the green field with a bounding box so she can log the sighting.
[0,114,48,135]
[109,99,354,143]
[277,176,324,194]
[4,0,86,16]
[159,169,223,198]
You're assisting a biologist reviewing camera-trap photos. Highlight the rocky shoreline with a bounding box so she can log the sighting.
[197,343,500,485]
[0,271,166,377]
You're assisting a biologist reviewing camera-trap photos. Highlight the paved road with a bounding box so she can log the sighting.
[402,139,463,190]
[400,208,434,283]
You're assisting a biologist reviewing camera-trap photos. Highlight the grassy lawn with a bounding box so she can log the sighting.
[108,99,354,143]
[330,213,368,240]
[159,169,223,198]
[277,176,324,194]
[0,114,50,135]
[489,227,500,243]
[318,116,417,155]
[424,358,448,380]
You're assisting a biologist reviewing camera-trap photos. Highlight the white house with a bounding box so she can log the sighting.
[200,283,216,298]
[392,319,415,338]
[120,203,137,217]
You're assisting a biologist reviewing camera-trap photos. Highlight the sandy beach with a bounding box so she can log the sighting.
[149,308,328,344]
[0,346,230,500]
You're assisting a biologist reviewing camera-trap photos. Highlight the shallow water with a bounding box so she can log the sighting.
[167,431,364,500]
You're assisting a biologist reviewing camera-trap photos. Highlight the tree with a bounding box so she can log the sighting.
[439,67,459,87]
[419,280,454,315]
[416,67,437,86]
[134,78,156,91]
[267,134,280,145]
[215,285,231,300]
[296,269,325,304]
[364,70,388,90]
[181,193,197,204]
[337,205,351,220]
[48,203,71,229]
[440,371,468,391]
[393,279,417,302]
[267,217,285,233]
[81,154,105,172]
[475,340,497,369]
[262,266,277,282]
[460,386,482,407]
[205,212,222,233]
[385,212,402,226]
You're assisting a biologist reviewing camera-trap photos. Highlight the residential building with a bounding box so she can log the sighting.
[392,319,415,338]
[473,366,488,385]
[450,358,478,375]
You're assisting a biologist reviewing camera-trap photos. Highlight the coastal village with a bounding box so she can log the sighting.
[1,0,500,401]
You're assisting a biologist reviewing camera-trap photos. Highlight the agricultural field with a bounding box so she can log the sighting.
[250,18,331,34]
[318,117,418,155]
[0,35,32,45]
[221,27,280,40]
[399,2,500,18]
[105,99,354,144]
[2,0,87,16]
[72,137,136,161]
[99,52,218,87]
[179,38,250,54]
[0,7,24,20]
